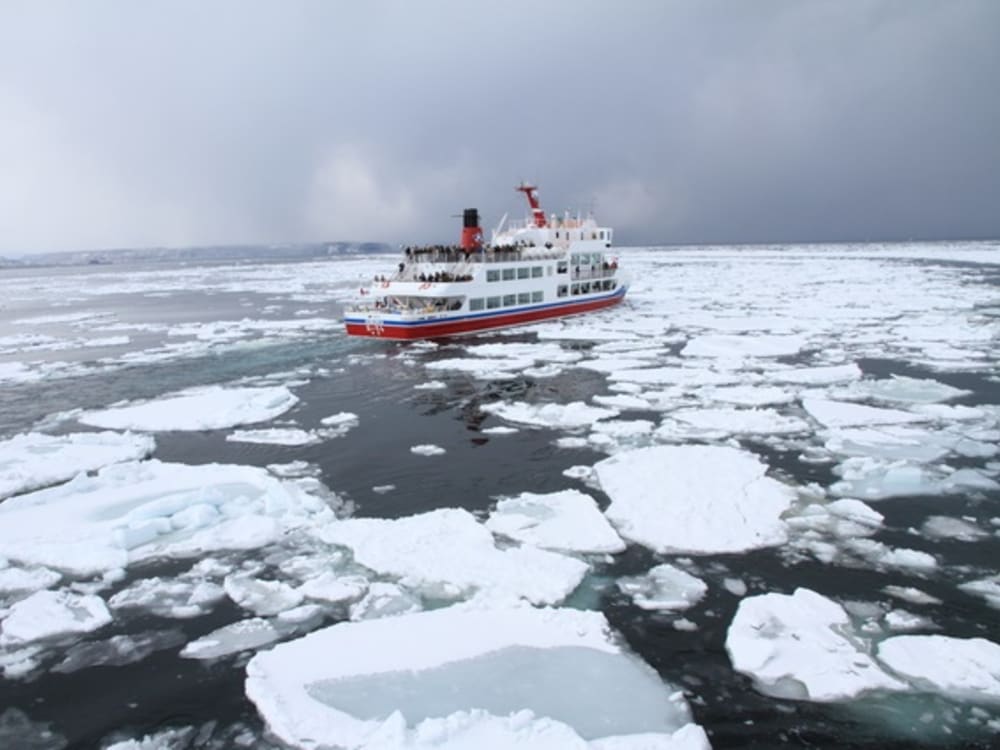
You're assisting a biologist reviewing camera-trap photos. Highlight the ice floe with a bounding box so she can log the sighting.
[485,490,626,554]
[315,509,588,606]
[226,427,320,445]
[802,398,926,429]
[726,588,906,701]
[616,564,707,612]
[682,333,807,359]
[656,408,809,440]
[109,576,225,619]
[78,385,299,431]
[481,401,619,430]
[410,444,446,456]
[1,589,112,645]
[959,576,1000,609]
[877,635,1000,701]
[0,460,335,577]
[246,605,704,749]
[0,431,155,499]
[596,446,795,554]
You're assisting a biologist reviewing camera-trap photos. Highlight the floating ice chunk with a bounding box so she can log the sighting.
[0,460,333,577]
[723,578,748,597]
[1,589,112,644]
[609,367,741,387]
[803,398,925,429]
[320,411,360,437]
[703,385,795,406]
[883,609,935,632]
[588,419,656,450]
[882,585,942,606]
[661,408,808,437]
[316,509,588,606]
[349,582,422,621]
[372,484,396,494]
[770,363,862,385]
[481,425,519,435]
[617,564,707,612]
[726,588,906,701]
[833,375,970,405]
[578,357,656,374]
[877,635,1000,701]
[78,385,299,431]
[920,516,989,541]
[0,566,61,595]
[593,393,653,410]
[410,444,445,456]
[844,539,937,571]
[823,426,952,462]
[227,428,320,445]
[297,572,368,605]
[414,381,447,390]
[485,490,625,554]
[224,575,304,616]
[0,431,155,499]
[830,457,999,500]
[267,460,319,478]
[596,446,795,554]
[109,576,225,619]
[181,618,283,660]
[959,576,1000,609]
[246,606,697,749]
[481,401,619,429]
[682,334,807,359]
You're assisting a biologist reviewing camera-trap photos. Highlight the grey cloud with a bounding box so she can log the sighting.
[1,0,997,253]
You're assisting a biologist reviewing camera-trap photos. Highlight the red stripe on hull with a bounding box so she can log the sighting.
[345,294,625,340]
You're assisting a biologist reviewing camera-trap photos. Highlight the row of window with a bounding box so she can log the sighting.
[554,230,609,241]
[556,280,618,297]
[485,266,547,282]
[468,290,545,311]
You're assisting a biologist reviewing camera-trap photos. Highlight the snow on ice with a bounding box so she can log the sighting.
[78,385,299,431]
[617,564,708,612]
[0,460,335,578]
[315,509,588,606]
[595,445,795,554]
[0,431,155,499]
[245,605,707,750]
[485,490,626,554]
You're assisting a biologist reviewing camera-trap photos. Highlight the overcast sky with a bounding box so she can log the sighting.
[1,1,998,254]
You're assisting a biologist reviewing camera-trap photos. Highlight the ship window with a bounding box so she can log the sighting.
[486,269,500,282]
[503,294,516,306]
[556,261,568,274]
[570,254,579,265]
[517,292,530,304]
[531,266,543,278]
[517,267,530,279]
[581,282,591,294]
[599,231,605,240]
[610,281,617,290]
[571,284,580,295]
[487,296,501,309]
[531,290,543,303]
[502,268,515,281]
[557,285,568,297]
[469,298,485,311]
[547,266,553,276]
[555,231,560,238]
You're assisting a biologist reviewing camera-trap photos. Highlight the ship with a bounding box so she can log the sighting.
[343,183,628,340]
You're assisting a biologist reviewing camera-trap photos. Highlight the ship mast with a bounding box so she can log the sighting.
[515,182,548,228]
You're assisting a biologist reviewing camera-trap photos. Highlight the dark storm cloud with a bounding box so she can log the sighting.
[1,0,998,253]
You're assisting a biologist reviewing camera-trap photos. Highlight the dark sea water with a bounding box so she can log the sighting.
[0,247,998,749]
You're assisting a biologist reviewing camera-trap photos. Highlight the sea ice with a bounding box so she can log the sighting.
[616,564,708,612]
[315,509,588,606]
[485,490,626,554]
[877,635,1000,701]
[682,333,807,359]
[54,629,185,673]
[245,605,700,750]
[1,589,112,644]
[224,574,305,616]
[226,427,320,445]
[959,576,1000,609]
[410,444,445,456]
[481,401,619,429]
[0,565,62,595]
[919,516,989,541]
[349,581,422,621]
[768,363,863,385]
[658,408,809,438]
[78,385,299,431]
[181,618,284,660]
[831,375,970,405]
[726,588,906,701]
[802,398,925,429]
[882,585,942,606]
[595,445,795,554]
[109,576,225,619]
[0,460,335,577]
[0,431,155,499]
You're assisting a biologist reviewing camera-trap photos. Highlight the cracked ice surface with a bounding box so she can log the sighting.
[246,605,708,750]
